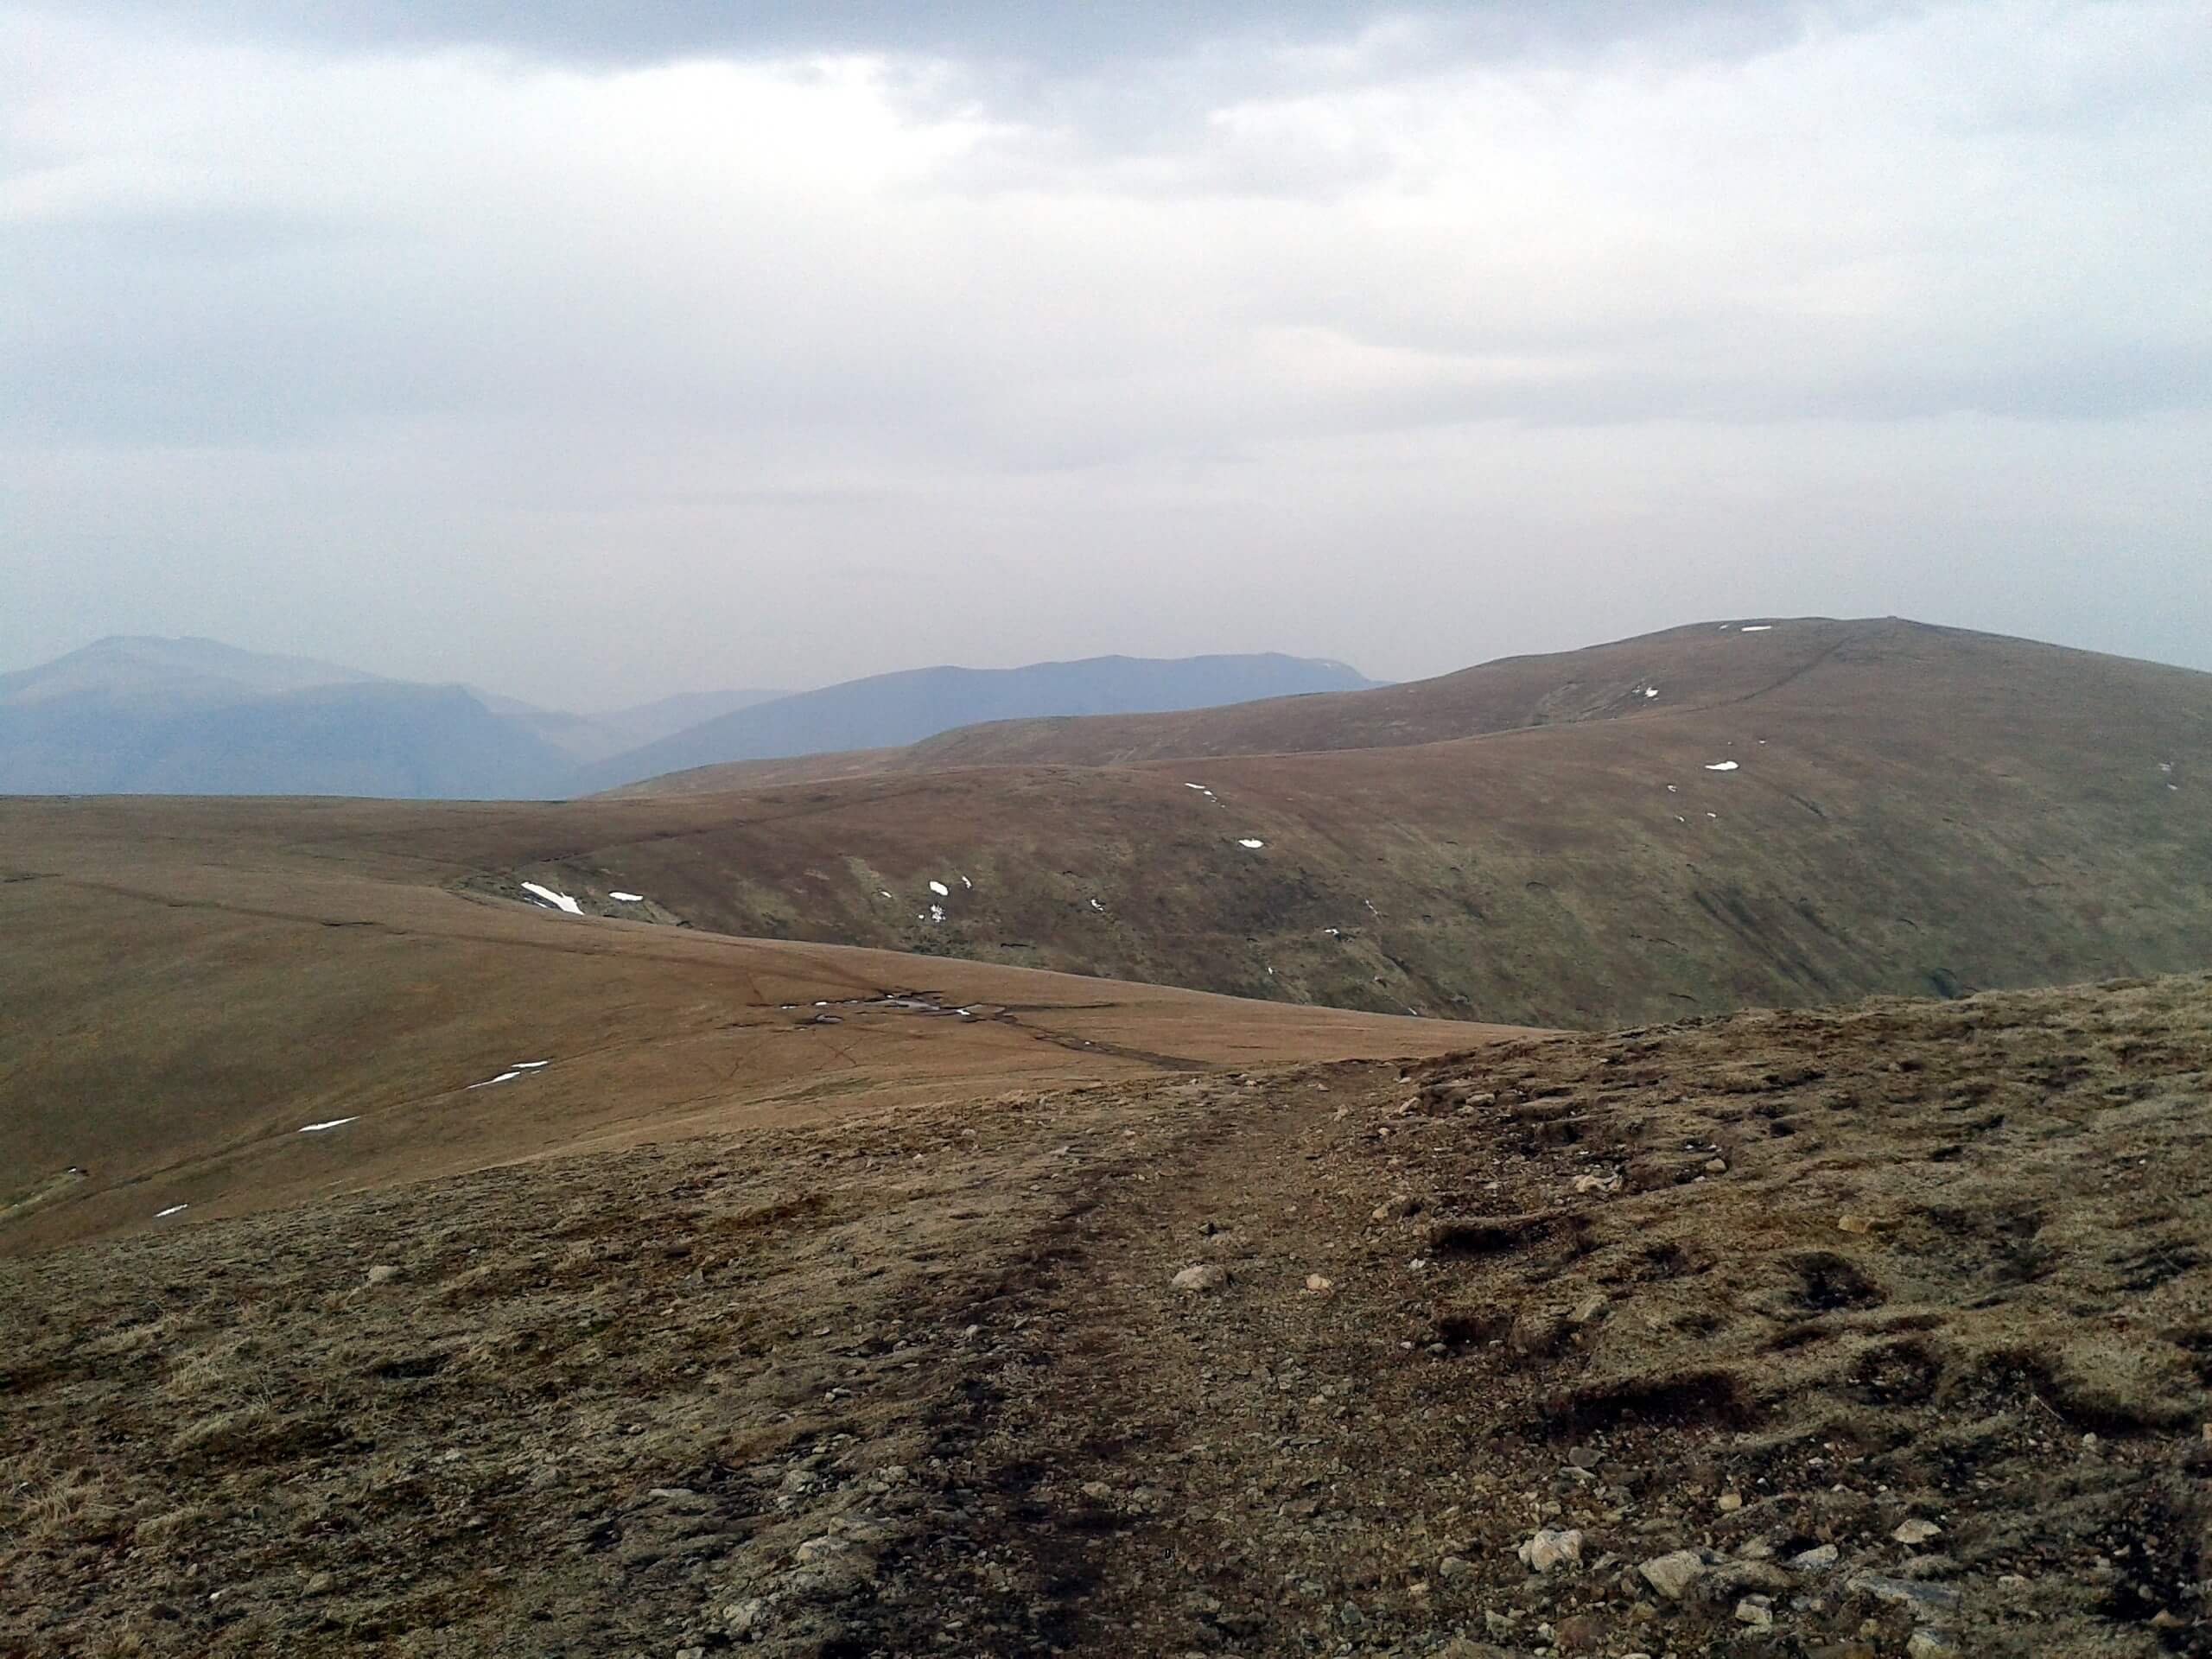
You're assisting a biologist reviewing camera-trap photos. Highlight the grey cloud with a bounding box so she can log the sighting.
[3,0,2208,704]
[73,1,1838,67]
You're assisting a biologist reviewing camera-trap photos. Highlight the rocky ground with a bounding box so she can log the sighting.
[6,974,2211,1657]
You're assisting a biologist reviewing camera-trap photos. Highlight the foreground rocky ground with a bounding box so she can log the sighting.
[6,974,2210,1656]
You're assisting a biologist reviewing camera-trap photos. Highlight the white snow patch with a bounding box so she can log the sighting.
[929,880,950,897]
[1237,838,1266,849]
[960,874,972,888]
[521,881,582,915]
[1644,686,1660,698]
[1739,624,1774,632]
[1090,898,1106,912]
[513,1060,550,1069]
[1322,927,1341,938]
[926,904,945,924]
[1666,784,1679,792]
[878,890,893,899]
[156,1204,188,1218]
[609,891,645,903]
[467,1071,522,1090]
[1705,760,1739,772]
[1706,812,1719,819]
[297,1116,358,1134]
[2159,761,2175,773]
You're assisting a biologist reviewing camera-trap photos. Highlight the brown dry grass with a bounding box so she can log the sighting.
[1,973,2205,1656]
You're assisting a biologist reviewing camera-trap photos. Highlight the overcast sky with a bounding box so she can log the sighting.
[5,1,2209,707]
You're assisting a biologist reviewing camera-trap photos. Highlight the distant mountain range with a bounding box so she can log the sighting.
[569,654,1379,793]
[0,637,1375,798]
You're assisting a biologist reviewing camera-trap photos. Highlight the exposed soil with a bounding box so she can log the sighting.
[6,972,2210,1657]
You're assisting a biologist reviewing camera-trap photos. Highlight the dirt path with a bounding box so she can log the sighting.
[7,975,2211,1657]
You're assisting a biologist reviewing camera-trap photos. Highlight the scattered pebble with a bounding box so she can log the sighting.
[1518,1528,1584,1573]
[1639,1549,1707,1600]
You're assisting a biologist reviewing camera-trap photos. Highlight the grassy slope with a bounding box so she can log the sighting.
[6,971,2208,1656]
[0,802,1501,1255]
[530,620,2212,1027]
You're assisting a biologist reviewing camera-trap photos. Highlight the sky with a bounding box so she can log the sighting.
[4,0,2209,708]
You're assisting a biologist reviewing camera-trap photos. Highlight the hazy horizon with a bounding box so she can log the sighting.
[8,0,2209,705]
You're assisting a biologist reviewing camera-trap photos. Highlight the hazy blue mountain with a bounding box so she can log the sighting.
[466,686,788,765]
[596,688,790,746]
[577,653,1378,791]
[0,680,574,798]
[0,635,383,709]
[0,637,576,798]
[0,637,1370,798]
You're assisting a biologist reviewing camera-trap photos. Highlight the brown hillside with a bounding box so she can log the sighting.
[603,615,1863,797]
[0,800,1502,1255]
[520,620,2212,1028]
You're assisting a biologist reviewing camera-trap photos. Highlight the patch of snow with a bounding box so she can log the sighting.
[960,874,973,888]
[156,1204,188,1218]
[513,1060,550,1069]
[1322,927,1340,938]
[1644,686,1660,698]
[1705,760,1739,772]
[609,891,645,903]
[926,904,945,924]
[1666,784,1679,792]
[929,880,950,897]
[1090,897,1106,912]
[1237,838,1266,849]
[297,1116,357,1134]
[1674,814,1687,823]
[1706,811,1719,819]
[2158,761,2174,773]
[1740,624,1774,632]
[1184,782,1209,791]
[467,1071,522,1090]
[879,890,893,899]
[520,881,582,915]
